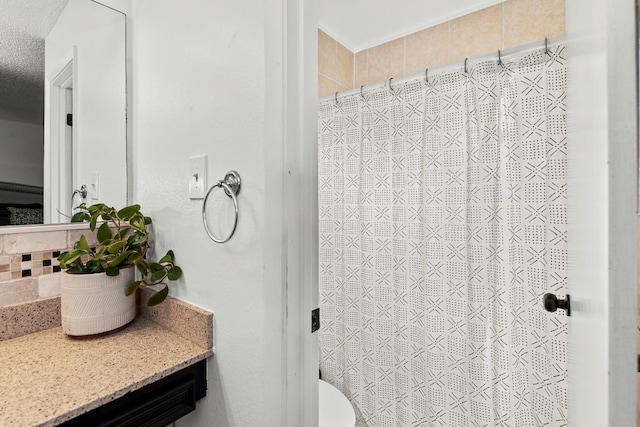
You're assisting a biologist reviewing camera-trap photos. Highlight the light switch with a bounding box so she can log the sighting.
[90,172,99,200]
[189,155,207,199]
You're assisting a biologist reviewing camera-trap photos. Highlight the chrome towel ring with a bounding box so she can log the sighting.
[202,171,241,243]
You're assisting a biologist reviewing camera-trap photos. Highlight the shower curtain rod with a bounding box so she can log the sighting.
[320,35,566,103]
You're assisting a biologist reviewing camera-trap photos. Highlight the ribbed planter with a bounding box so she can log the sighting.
[61,266,136,336]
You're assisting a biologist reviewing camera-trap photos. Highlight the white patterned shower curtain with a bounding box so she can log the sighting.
[318,45,568,427]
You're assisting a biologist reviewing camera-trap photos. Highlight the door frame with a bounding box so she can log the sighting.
[566,0,636,425]
[44,46,78,223]
[266,0,319,425]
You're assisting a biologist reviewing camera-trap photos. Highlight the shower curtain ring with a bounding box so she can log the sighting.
[334,91,339,105]
[464,58,468,74]
[425,68,428,84]
[388,77,395,94]
[360,85,365,100]
[498,50,502,67]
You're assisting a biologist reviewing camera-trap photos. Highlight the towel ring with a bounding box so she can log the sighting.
[202,171,241,243]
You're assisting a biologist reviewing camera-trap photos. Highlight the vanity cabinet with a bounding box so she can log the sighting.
[61,360,207,427]
[1,294,213,427]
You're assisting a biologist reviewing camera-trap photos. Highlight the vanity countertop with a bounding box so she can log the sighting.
[0,293,214,427]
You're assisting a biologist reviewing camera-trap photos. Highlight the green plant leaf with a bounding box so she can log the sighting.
[110,250,135,267]
[105,266,120,276]
[77,234,91,252]
[118,204,141,220]
[128,252,141,262]
[129,213,146,229]
[107,240,127,254]
[167,266,182,281]
[158,250,175,264]
[95,246,106,258]
[71,212,89,223]
[116,227,132,240]
[97,222,112,244]
[129,234,148,246]
[125,280,142,296]
[58,250,82,267]
[150,269,166,283]
[86,259,101,272]
[89,212,100,231]
[149,262,164,272]
[87,203,104,214]
[147,285,169,306]
[66,265,87,274]
[136,260,149,275]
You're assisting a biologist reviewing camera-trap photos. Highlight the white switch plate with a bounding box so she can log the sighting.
[90,172,99,200]
[189,155,207,199]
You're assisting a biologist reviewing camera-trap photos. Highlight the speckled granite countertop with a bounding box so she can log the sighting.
[0,292,214,427]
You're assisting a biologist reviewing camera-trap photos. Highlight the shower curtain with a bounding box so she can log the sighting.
[318,45,568,427]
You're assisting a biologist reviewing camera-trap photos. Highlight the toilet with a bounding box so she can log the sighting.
[319,379,356,427]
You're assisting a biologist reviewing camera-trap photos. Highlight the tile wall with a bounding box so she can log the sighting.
[0,226,100,307]
[319,0,566,97]
[0,252,61,281]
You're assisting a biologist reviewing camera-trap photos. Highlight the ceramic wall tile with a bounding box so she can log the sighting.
[318,29,337,80]
[319,74,336,98]
[0,278,39,306]
[68,228,98,248]
[336,42,354,88]
[3,231,67,255]
[504,0,565,49]
[337,82,350,93]
[450,4,503,63]
[38,273,61,298]
[355,51,368,87]
[318,0,565,99]
[367,38,405,86]
[405,22,450,75]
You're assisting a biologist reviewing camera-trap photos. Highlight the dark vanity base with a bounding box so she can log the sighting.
[61,360,207,427]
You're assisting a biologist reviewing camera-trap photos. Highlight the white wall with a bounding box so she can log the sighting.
[0,119,43,187]
[132,0,273,425]
[45,0,127,209]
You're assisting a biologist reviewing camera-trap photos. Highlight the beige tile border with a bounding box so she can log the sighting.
[319,0,566,94]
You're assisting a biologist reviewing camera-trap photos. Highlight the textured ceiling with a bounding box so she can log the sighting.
[0,0,69,124]
[318,0,502,52]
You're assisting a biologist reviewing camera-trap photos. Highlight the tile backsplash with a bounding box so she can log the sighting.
[0,251,62,281]
[0,224,99,307]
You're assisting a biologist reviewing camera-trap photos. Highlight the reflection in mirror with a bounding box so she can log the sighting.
[0,0,127,227]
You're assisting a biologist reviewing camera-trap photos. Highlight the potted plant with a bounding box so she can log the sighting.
[57,203,182,336]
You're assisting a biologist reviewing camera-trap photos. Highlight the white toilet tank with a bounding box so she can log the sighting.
[319,379,356,427]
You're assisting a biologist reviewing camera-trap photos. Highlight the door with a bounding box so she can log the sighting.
[564,0,635,425]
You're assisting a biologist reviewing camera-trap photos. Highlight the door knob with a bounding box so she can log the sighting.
[543,293,571,316]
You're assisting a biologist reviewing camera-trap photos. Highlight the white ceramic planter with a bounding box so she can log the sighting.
[61,267,136,336]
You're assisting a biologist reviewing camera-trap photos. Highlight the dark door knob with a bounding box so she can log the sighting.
[543,293,571,316]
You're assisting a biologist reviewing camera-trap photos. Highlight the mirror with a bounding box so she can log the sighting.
[0,0,127,227]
